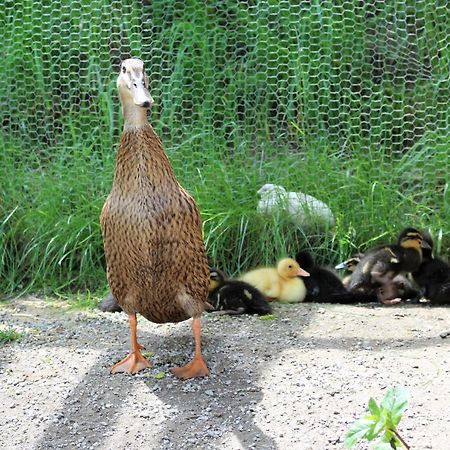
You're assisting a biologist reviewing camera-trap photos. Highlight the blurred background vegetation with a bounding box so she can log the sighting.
[0,0,449,295]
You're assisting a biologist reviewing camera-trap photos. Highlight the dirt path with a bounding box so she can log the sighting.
[0,297,449,449]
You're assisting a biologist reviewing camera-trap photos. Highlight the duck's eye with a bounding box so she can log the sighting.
[133,82,137,88]
[288,265,292,268]
[122,66,126,74]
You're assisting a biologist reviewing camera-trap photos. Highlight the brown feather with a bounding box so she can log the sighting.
[100,124,209,324]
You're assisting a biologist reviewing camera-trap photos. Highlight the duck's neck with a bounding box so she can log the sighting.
[122,102,149,129]
[279,273,294,282]
[113,124,177,192]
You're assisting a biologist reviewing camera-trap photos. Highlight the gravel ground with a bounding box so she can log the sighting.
[0,297,449,450]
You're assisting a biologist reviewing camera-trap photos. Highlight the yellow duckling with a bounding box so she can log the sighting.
[239,258,310,302]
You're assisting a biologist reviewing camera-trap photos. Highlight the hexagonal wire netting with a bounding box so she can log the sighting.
[0,1,449,289]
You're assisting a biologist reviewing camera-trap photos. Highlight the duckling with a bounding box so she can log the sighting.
[296,251,350,301]
[98,292,122,313]
[347,228,430,304]
[207,268,272,315]
[239,258,310,303]
[412,232,450,305]
[336,255,419,303]
[335,255,364,289]
[257,184,335,229]
[100,58,209,378]
[297,251,378,303]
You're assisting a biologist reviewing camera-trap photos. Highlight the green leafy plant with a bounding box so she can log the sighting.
[345,387,410,450]
[259,314,276,321]
[0,328,23,344]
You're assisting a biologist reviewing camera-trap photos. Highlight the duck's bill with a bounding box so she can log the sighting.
[296,268,310,277]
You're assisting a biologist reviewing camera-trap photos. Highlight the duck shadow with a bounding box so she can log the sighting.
[141,333,278,449]
[30,316,279,450]
[24,302,447,449]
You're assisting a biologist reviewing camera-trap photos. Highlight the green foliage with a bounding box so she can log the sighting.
[0,1,449,293]
[345,387,410,449]
[259,314,276,321]
[0,328,23,344]
[51,291,105,310]
[153,371,166,380]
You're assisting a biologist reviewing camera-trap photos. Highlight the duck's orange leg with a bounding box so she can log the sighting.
[171,318,209,380]
[111,313,150,374]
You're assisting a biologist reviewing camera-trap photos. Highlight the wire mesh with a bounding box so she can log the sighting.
[0,0,449,290]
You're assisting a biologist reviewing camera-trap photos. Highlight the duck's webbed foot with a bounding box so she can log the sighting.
[170,317,209,380]
[171,354,209,379]
[111,350,151,374]
[111,313,150,374]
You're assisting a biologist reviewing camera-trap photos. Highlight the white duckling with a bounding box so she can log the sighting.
[257,184,335,228]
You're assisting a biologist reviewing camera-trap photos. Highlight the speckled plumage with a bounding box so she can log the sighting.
[100,124,209,324]
[347,228,428,304]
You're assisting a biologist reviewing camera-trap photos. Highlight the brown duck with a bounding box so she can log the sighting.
[100,58,209,379]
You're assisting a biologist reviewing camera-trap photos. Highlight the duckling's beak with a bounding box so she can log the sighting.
[420,240,431,250]
[296,267,310,277]
[334,262,346,270]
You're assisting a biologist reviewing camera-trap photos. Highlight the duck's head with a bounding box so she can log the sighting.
[257,184,287,199]
[421,230,434,260]
[277,258,310,279]
[397,228,431,253]
[209,268,226,291]
[117,58,154,122]
[295,250,315,271]
[335,256,361,272]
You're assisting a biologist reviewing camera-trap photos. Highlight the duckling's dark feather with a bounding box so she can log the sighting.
[413,256,450,305]
[347,228,426,303]
[208,268,272,315]
[296,251,373,303]
[98,293,122,313]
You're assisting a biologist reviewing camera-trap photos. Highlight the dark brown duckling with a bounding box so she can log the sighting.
[98,292,122,313]
[412,232,450,305]
[296,251,347,301]
[207,268,272,315]
[336,255,419,303]
[335,255,364,289]
[347,228,430,304]
[296,251,371,303]
[100,58,209,379]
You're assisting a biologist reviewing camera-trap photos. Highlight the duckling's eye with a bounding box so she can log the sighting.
[288,264,292,268]
[122,66,126,74]
[133,82,137,88]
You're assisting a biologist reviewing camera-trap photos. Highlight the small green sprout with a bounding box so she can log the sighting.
[345,387,410,450]
[259,314,276,321]
[153,371,166,380]
[0,328,23,344]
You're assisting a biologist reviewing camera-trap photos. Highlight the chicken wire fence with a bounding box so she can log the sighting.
[1,0,450,284]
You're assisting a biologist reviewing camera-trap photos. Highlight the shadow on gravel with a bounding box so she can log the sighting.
[20,302,447,449]
[32,320,280,449]
[143,334,279,450]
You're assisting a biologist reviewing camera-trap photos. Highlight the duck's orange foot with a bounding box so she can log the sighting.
[111,351,151,374]
[171,355,209,380]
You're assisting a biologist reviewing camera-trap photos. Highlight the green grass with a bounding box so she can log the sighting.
[0,0,449,293]
[48,291,106,310]
[0,328,23,344]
